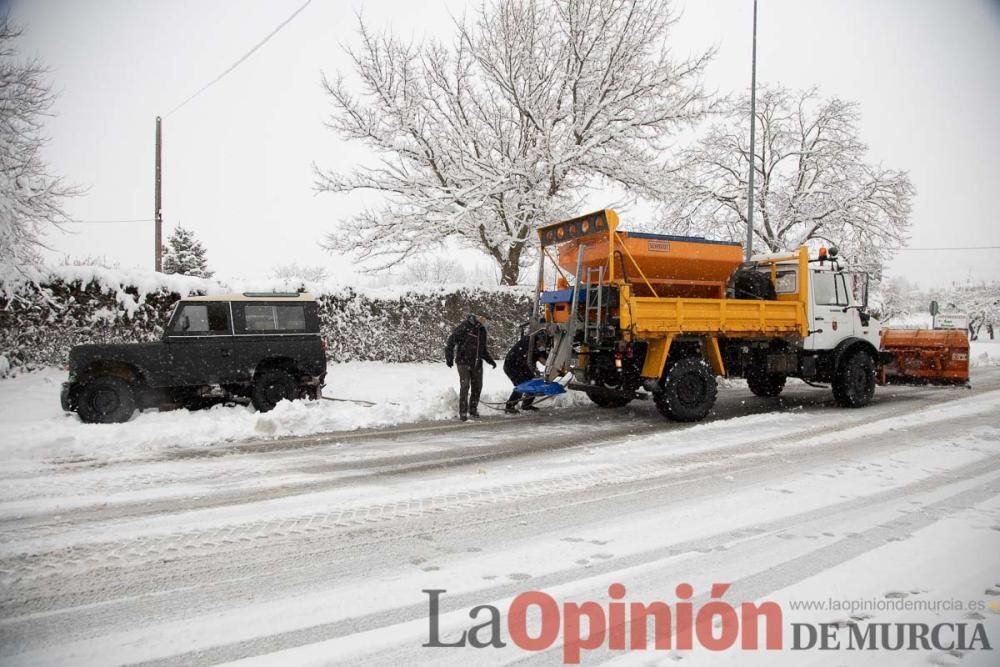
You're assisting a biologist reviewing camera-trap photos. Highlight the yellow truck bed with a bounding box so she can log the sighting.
[623,296,807,338]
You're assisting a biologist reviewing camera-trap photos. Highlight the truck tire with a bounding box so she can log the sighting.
[252,369,298,412]
[747,371,786,397]
[832,349,876,408]
[585,388,632,408]
[77,376,137,424]
[655,357,718,422]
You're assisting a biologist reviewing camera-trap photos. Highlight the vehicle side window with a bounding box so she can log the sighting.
[813,271,849,306]
[170,303,231,335]
[240,304,307,333]
[773,269,797,294]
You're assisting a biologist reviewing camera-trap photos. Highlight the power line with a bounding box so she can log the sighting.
[64,218,154,224]
[164,0,313,118]
[897,245,1000,251]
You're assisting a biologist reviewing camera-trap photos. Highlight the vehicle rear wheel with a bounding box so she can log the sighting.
[77,376,136,424]
[585,388,632,408]
[833,349,876,408]
[747,370,786,397]
[252,369,298,412]
[300,383,322,401]
[655,357,718,422]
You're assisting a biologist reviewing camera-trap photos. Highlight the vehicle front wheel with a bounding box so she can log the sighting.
[252,369,298,412]
[655,357,718,422]
[833,349,876,408]
[747,370,786,397]
[77,376,137,424]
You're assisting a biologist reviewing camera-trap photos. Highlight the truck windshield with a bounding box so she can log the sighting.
[813,271,849,306]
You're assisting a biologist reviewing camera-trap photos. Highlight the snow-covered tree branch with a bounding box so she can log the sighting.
[0,19,77,276]
[316,0,713,284]
[659,86,914,271]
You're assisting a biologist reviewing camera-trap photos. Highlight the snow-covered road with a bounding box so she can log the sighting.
[2,369,999,666]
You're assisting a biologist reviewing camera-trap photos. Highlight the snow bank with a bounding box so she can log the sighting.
[0,362,582,467]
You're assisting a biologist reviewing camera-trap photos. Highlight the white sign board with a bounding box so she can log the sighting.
[933,311,969,331]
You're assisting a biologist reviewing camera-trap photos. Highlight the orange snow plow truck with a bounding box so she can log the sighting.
[526,209,969,421]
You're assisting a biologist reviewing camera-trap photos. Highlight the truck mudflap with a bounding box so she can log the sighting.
[879,328,970,385]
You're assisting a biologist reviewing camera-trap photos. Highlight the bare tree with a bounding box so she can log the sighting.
[316,0,712,285]
[660,86,914,271]
[0,19,76,274]
[270,262,329,283]
[934,281,1000,340]
[870,276,914,323]
[401,254,467,284]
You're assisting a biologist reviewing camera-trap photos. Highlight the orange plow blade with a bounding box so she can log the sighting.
[880,328,970,385]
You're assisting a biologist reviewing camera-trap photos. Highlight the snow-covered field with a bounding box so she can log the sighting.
[1,366,998,665]
[0,362,585,469]
[971,339,1000,366]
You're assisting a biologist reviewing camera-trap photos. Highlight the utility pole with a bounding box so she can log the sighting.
[746,0,758,263]
[154,116,163,272]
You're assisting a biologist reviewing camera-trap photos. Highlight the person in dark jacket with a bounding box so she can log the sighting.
[504,334,546,413]
[445,313,496,421]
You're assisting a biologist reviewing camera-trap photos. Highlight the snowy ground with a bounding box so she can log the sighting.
[1,366,999,665]
[0,362,586,469]
[3,342,997,468]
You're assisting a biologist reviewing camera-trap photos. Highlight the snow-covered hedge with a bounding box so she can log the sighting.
[0,266,532,373]
[318,286,531,363]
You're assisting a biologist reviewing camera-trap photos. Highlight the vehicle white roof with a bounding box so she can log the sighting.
[182,292,317,302]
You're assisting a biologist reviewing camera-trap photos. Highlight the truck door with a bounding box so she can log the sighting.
[805,270,854,350]
[164,302,235,385]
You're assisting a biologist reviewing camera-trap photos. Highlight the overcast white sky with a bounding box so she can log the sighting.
[10,0,1000,287]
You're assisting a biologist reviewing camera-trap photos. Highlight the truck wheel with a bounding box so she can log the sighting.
[252,369,298,412]
[747,371,786,397]
[585,388,632,408]
[655,357,718,422]
[833,349,876,408]
[77,376,136,424]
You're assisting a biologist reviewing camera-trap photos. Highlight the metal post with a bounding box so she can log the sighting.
[154,116,163,272]
[746,0,758,263]
[528,247,546,369]
[545,246,586,381]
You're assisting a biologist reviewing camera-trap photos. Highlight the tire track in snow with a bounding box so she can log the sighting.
[0,381,981,539]
[1,391,996,585]
[82,456,1000,667]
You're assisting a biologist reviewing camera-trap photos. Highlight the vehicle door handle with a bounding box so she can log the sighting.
[814,317,825,321]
